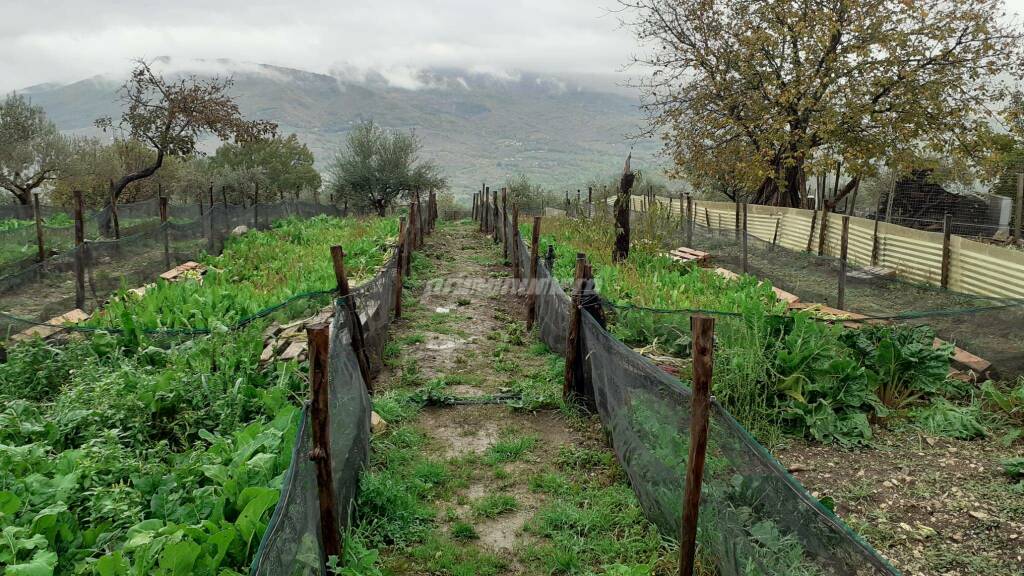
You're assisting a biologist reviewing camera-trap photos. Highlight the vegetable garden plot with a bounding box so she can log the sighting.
[0,207,413,575]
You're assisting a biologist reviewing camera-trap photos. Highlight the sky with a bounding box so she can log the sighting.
[0,0,640,93]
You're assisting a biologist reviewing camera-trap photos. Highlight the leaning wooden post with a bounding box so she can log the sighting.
[733,200,740,242]
[563,253,586,402]
[685,194,693,246]
[741,202,749,274]
[160,196,170,269]
[32,192,45,262]
[838,216,850,309]
[306,322,343,567]
[871,191,884,265]
[806,208,819,253]
[394,217,406,318]
[526,217,542,331]
[679,315,715,576]
[511,205,521,285]
[704,207,711,230]
[941,213,952,289]
[482,186,489,232]
[471,193,477,221]
[73,191,85,309]
[331,245,373,391]
[207,184,216,253]
[770,218,781,252]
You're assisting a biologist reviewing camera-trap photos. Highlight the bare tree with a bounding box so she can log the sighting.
[95,59,275,229]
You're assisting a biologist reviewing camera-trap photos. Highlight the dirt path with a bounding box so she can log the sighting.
[364,220,669,575]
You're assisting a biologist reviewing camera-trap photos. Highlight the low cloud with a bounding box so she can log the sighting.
[0,0,638,93]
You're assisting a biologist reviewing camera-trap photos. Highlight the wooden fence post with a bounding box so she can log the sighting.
[482,186,490,232]
[472,193,478,221]
[501,187,508,260]
[871,189,884,265]
[306,322,342,568]
[32,192,45,262]
[331,245,372,391]
[704,208,711,230]
[253,182,259,229]
[492,189,499,244]
[770,218,780,252]
[563,253,586,402]
[74,191,85,310]
[545,244,555,272]
[526,217,542,331]
[512,205,521,285]
[207,184,216,253]
[734,200,740,241]
[838,216,850,309]
[686,194,693,247]
[110,184,120,239]
[394,217,406,318]
[806,208,819,253]
[160,196,170,269]
[817,201,829,256]
[1016,173,1023,242]
[741,202,749,274]
[941,213,952,289]
[679,315,715,576]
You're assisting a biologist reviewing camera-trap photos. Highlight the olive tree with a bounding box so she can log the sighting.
[0,93,69,204]
[327,120,446,216]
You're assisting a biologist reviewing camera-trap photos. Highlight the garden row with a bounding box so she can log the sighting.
[530,213,1024,451]
[0,214,400,575]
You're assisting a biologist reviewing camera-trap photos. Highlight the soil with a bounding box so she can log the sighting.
[775,429,1024,576]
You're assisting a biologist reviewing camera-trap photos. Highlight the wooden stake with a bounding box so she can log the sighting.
[492,190,499,244]
[394,217,406,318]
[1016,173,1023,242]
[679,315,714,576]
[806,208,819,253]
[526,217,542,331]
[941,213,952,289]
[32,192,45,262]
[817,199,829,256]
[306,321,342,567]
[734,200,740,241]
[741,203,748,274]
[331,245,372,391]
[704,208,711,230]
[564,253,586,402]
[686,194,694,247]
[501,187,508,260]
[770,218,780,251]
[512,205,521,285]
[254,182,259,229]
[74,190,85,309]
[207,184,215,253]
[838,216,850,309]
[160,196,170,269]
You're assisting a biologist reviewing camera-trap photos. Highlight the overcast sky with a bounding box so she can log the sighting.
[2,0,1023,94]
[0,0,639,93]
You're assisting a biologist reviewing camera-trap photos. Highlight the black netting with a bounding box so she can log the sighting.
[504,211,899,575]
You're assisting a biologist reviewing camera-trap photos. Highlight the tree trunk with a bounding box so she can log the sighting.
[751,159,805,207]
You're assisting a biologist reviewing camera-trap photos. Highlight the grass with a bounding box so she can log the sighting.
[471,494,519,518]
[484,434,537,464]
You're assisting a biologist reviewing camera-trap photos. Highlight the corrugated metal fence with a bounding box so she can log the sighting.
[630,196,1024,300]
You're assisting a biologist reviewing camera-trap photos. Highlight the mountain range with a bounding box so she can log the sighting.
[17,59,666,197]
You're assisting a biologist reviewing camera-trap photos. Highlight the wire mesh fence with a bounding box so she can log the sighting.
[0,200,350,338]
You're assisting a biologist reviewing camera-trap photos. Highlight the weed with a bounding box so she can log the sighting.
[485,434,537,464]
[450,521,479,540]
[471,494,519,518]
